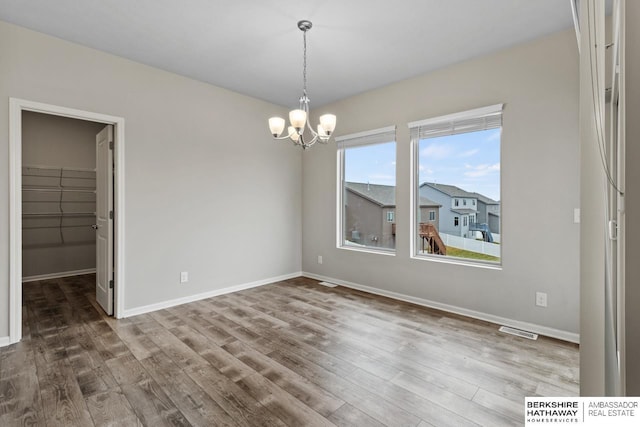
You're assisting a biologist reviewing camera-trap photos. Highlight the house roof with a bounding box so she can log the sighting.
[451,208,478,215]
[473,192,500,205]
[421,182,476,198]
[346,182,439,208]
[421,182,499,205]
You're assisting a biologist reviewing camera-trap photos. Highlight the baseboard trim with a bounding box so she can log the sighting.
[0,336,11,348]
[22,268,96,283]
[123,271,303,318]
[302,272,580,344]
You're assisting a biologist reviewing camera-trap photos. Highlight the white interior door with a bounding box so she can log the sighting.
[96,125,114,315]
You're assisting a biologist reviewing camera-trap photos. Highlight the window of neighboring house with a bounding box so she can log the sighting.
[337,126,397,252]
[411,104,502,265]
[429,210,436,221]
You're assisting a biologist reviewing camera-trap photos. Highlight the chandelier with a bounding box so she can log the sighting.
[268,20,337,150]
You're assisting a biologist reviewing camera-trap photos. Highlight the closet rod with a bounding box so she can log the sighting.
[22,188,96,193]
[23,165,96,172]
[22,212,96,217]
[23,201,95,204]
[22,174,96,180]
[24,241,96,249]
[23,224,95,230]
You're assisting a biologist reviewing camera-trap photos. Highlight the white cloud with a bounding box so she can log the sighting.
[464,163,500,178]
[420,143,453,160]
[459,149,479,157]
[419,164,434,174]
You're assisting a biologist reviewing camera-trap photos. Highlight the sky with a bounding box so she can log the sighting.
[344,128,501,201]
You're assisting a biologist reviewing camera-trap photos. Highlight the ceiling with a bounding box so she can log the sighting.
[0,0,577,108]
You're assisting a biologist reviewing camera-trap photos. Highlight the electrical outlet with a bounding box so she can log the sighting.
[317,255,323,265]
[574,208,581,224]
[180,271,189,283]
[536,292,548,307]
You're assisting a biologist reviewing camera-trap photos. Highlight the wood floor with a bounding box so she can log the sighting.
[0,275,579,426]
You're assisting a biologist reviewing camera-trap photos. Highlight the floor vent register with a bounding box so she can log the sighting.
[499,326,538,340]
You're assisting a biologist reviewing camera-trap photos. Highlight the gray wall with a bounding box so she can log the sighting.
[0,21,302,337]
[22,111,101,169]
[344,190,386,248]
[22,112,103,278]
[625,0,640,396]
[303,28,580,336]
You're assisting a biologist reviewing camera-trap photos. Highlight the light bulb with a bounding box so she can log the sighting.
[289,109,307,131]
[268,117,285,137]
[319,114,336,135]
[288,126,300,142]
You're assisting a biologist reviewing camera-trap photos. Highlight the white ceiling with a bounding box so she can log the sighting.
[0,0,577,108]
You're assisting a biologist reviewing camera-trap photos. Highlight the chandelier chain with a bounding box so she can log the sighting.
[302,29,307,98]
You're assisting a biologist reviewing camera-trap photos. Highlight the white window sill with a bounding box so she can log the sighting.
[338,245,396,257]
[411,253,502,270]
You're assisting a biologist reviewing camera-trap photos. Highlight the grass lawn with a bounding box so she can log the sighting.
[446,246,500,262]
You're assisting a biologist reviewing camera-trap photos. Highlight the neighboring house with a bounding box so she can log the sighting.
[345,182,440,249]
[474,192,501,234]
[419,182,500,238]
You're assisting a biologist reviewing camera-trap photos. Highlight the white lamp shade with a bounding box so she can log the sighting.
[288,126,300,142]
[289,109,307,130]
[319,114,336,134]
[268,117,286,137]
[317,124,328,137]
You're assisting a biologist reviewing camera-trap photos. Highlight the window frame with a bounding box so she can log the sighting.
[337,125,397,255]
[409,104,503,268]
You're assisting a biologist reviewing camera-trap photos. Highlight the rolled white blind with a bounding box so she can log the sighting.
[336,125,396,149]
[408,104,503,140]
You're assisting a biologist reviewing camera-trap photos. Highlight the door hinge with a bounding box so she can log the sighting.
[109,210,114,220]
[109,279,114,289]
[109,140,114,150]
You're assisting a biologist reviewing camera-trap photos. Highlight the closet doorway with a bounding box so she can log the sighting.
[9,99,126,344]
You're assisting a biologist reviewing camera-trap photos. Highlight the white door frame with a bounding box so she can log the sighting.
[9,98,126,344]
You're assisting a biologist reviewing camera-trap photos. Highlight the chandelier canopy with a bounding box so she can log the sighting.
[268,20,336,150]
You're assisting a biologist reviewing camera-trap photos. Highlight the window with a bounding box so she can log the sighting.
[338,126,396,252]
[429,210,436,221]
[411,104,502,264]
